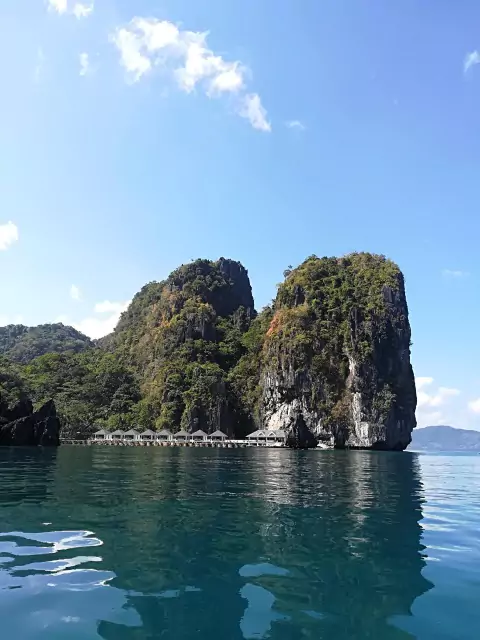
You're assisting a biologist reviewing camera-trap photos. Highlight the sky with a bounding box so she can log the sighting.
[1,0,480,430]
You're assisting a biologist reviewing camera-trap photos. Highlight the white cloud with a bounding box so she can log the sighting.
[70,285,81,301]
[416,376,433,390]
[56,300,130,338]
[416,376,460,427]
[286,120,306,131]
[209,65,244,94]
[94,300,127,314]
[47,0,93,18]
[48,0,67,14]
[464,50,480,74]
[79,52,89,76]
[417,385,460,409]
[442,269,469,279]
[238,93,271,132]
[74,300,130,339]
[73,2,93,19]
[0,221,19,250]
[468,398,480,414]
[112,27,151,80]
[111,18,270,131]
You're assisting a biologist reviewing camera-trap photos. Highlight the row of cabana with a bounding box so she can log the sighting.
[92,428,287,443]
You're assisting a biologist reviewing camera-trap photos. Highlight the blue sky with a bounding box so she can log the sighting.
[1,0,480,429]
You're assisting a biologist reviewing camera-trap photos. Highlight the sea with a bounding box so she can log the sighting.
[0,447,478,639]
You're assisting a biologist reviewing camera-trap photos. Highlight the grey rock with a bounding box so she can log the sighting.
[285,412,318,449]
[260,274,416,451]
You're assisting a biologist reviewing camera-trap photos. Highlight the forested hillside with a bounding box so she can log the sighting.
[0,254,417,448]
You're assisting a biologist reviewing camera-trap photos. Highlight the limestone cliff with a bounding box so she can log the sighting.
[0,253,416,447]
[107,258,255,435]
[246,253,416,449]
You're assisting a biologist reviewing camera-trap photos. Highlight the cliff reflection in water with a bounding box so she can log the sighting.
[244,449,433,639]
[0,447,432,640]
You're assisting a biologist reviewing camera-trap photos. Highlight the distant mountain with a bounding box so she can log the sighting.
[0,324,92,364]
[409,425,480,452]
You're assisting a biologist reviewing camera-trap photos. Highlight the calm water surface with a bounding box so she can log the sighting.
[0,447,479,639]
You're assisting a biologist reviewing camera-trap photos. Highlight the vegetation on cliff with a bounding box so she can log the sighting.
[239,253,415,448]
[0,324,92,364]
[0,253,416,447]
[103,258,255,435]
[231,254,403,417]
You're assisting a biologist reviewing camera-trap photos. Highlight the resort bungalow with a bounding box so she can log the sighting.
[191,430,208,442]
[156,430,172,442]
[210,430,228,442]
[246,430,267,443]
[123,429,140,441]
[173,430,190,442]
[140,429,156,442]
[110,430,125,441]
[93,428,108,441]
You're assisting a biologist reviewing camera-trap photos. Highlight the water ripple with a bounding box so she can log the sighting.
[0,448,479,639]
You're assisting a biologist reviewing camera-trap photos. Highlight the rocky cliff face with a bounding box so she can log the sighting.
[108,258,255,435]
[258,254,416,449]
[0,399,61,446]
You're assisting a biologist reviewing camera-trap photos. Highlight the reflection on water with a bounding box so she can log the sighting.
[0,447,478,639]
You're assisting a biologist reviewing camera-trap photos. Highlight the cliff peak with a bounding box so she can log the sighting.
[233,252,416,449]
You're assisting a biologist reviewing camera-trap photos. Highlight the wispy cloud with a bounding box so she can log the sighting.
[416,377,434,390]
[464,50,480,74]
[416,376,460,428]
[468,398,480,414]
[76,300,130,338]
[238,94,271,132]
[47,0,93,19]
[94,300,128,314]
[285,120,306,131]
[79,52,90,76]
[73,2,93,19]
[48,0,67,14]
[111,18,271,132]
[0,221,19,250]
[70,285,81,301]
[34,48,45,84]
[442,269,470,279]
[417,384,460,409]
[57,300,130,338]
[425,387,460,406]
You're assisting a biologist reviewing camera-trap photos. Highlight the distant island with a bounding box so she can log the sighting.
[409,426,480,452]
[0,253,417,450]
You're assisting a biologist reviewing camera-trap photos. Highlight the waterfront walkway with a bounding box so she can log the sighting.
[61,427,288,448]
[61,439,282,448]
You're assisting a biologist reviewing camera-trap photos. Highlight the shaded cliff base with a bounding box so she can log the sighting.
[0,399,61,446]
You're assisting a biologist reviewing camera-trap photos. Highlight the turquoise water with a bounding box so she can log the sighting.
[0,448,479,639]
